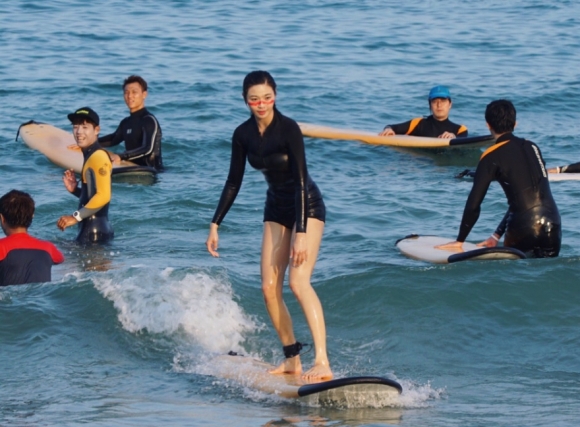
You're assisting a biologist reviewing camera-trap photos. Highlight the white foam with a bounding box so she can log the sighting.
[92,267,260,353]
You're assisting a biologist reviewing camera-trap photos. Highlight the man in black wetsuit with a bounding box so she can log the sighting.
[1,190,64,286]
[379,85,468,138]
[98,75,163,171]
[438,99,561,257]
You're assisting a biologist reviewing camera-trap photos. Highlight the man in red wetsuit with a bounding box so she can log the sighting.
[0,190,64,286]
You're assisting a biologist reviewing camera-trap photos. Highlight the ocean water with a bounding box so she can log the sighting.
[1,1,580,426]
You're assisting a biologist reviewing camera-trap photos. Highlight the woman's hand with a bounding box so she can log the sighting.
[206,223,220,257]
[290,232,308,267]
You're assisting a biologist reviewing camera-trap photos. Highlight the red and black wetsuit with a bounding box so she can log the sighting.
[457,133,561,257]
[212,108,325,231]
[386,115,468,137]
[99,107,163,171]
[0,233,64,286]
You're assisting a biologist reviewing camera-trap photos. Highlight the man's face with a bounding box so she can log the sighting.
[72,121,100,149]
[124,82,147,113]
[430,98,452,121]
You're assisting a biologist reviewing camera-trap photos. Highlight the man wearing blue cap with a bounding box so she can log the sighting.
[379,85,468,138]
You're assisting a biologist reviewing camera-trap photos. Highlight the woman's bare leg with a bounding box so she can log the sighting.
[288,218,332,379]
[261,221,302,375]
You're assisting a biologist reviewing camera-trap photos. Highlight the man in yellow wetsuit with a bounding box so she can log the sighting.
[57,107,114,243]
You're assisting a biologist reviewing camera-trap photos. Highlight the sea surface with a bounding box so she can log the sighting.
[1,1,580,426]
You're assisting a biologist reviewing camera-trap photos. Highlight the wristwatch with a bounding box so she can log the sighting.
[72,211,82,222]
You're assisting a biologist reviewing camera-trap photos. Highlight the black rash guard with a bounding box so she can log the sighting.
[386,115,468,137]
[99,107,163,171]
[212,108,325,232]
[0,233,64,286]
[457,133,561,257]
[557,161,580,173]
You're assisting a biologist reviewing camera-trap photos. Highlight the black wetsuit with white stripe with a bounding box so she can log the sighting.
[212,108,325,232]
[457,133,561,257]
[99,107,163,171]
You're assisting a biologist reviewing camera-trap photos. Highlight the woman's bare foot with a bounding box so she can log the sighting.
[302,362,333,380]
[269,356,302,375]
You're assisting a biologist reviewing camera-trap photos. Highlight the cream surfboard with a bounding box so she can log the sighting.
[211,353,402,404]
[299,122,495,149]
[17,121,157,178]
[396,235,526,264]
[455,169,580,182]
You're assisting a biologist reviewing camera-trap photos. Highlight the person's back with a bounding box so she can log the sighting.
[0,190,64,286]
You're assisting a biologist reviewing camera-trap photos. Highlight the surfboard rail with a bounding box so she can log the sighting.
[299,122,495,149]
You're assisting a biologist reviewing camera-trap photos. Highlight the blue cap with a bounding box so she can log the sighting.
[428,85,451,100]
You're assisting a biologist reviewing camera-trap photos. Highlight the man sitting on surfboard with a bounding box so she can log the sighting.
[379,86,468,139]
[98,75,163,172]
[57,107,114,244]
[1,190,64,286]
[437,99,561,258]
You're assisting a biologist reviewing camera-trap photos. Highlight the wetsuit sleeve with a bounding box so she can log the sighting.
[560,162,580,173]
[456,156,496,242]
[211,130,247,225]
[457,125,468,137]
[98,123,124,148]
[119,116,159,162]
[78,150,112,219]
[386,120,413,135]
[494,210,510,237]
[286,120,309,233]
[49,244,65,264]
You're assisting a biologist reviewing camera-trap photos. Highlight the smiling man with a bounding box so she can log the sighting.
[57,107,114,243]
[98,75,164,171]
[379,85,468,138]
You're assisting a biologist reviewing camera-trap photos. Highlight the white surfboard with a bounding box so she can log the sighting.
[547,172,580,182]
[456,169,580,182]
[396,235,526,264]
[17,121,157,178]
[211,353,401,405]
[299,122,495,149]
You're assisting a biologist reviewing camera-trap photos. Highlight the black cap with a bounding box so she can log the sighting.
[67,107,99,126]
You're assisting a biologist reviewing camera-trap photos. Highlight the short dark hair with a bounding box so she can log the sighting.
[485,99,516,134]
[242,70,277,100]
[0,190,35,229]
[123,75,148,92]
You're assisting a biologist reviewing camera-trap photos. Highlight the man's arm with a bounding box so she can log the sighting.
[118,115,159,162]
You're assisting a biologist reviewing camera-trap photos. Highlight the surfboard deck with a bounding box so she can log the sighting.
[455,169,578,182]
[211,353,402,404]
[299,122,495,149]
[17,121,157,179]
[396,234,526,263]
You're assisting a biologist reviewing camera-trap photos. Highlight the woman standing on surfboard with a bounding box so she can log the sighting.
[206,70,332,380]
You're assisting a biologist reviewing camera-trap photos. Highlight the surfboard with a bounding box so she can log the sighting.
[396,234,526,263]
[299,122,495,149]
[211,353,402,405]
[455,169,580,182]
[17,121,157,179]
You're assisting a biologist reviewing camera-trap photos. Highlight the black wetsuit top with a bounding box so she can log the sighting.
[457,133,560,256]
[558,161,580,173]
[0,233,64,286]
[99,107,163,171]
[212,108,325,232]
[386,115,468,137]
[71,143,114,243]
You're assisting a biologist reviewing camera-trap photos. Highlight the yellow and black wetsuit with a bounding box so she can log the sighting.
[457,133,560,257]
[386,115,468,137]
[71,143,114,243]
